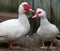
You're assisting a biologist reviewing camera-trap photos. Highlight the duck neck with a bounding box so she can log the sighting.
[40,17,50,26]
[18,13,30,28]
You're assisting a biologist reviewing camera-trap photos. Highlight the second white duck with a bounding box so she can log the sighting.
[32,8,59,49]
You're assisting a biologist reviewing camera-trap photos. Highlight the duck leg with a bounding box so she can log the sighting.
[49,41,56,49]
[8,42,21,49]
[40,40,47,49]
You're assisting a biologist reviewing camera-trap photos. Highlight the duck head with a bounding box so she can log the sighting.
[32,8,46,19]
[18,2,34,13]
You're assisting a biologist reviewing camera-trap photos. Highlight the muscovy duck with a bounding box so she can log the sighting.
[32,8,59,49]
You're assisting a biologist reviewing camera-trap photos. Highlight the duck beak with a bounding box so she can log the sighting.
[32,12,38,18]
[32,14,37,18]
[28,9,34,12]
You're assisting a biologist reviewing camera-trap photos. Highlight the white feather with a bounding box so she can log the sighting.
[36,8,59,41]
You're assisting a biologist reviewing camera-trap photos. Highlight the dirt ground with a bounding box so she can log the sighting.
[0,34,59,51]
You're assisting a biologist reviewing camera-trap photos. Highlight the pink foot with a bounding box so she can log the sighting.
[49,46,56,49]
[40,46,48,49]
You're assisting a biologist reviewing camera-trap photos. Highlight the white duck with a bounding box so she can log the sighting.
[0,2,34,48]
[32,8,59,49]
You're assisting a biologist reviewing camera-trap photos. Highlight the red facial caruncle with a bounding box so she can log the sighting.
[22,4,34,12]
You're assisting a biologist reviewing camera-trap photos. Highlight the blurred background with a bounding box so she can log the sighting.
[0,0,60,34]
